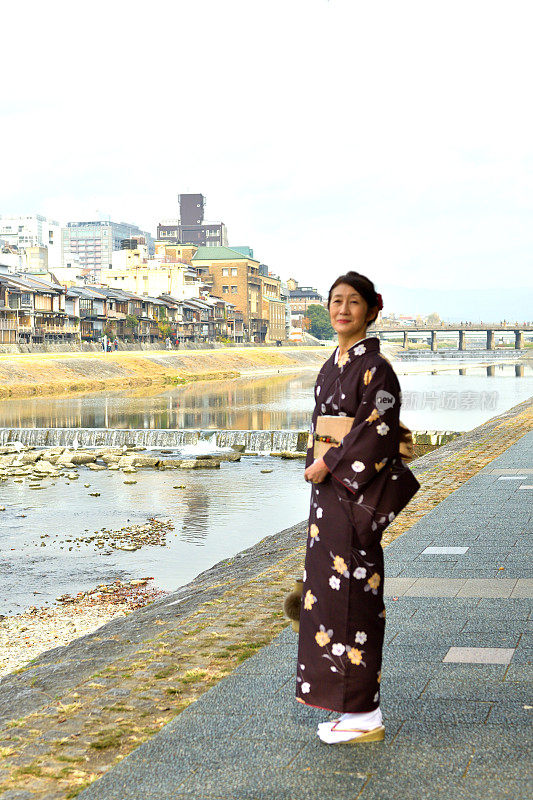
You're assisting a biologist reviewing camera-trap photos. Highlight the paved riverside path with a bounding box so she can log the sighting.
[80,434,532,800]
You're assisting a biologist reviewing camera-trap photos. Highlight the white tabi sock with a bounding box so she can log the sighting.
[317,707,383,743]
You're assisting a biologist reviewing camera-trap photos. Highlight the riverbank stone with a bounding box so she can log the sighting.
[19,453,41,465]
[131,456,159,468]
[179,459,221,469]
[73,453,97,465]
[32,461,57,474]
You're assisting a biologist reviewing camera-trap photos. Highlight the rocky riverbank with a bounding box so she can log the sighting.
[0,347,329,399]
[0,442,242,485]
[0,579,166,678]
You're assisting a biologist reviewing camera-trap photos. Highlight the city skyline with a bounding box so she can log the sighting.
[2,0,533,300]
[1,210,531,321]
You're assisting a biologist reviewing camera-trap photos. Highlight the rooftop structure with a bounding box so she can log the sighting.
[157,193,227,248]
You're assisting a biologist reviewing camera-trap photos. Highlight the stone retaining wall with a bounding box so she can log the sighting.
[0,340,308,355]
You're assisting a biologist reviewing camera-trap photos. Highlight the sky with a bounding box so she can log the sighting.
[2,0,533,306]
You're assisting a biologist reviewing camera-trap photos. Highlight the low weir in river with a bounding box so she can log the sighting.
[0,427,460,452]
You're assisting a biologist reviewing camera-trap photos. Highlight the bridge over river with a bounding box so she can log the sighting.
[374,323,533,351]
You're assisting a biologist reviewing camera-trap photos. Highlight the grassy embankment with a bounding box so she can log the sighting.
[0,347,329,400]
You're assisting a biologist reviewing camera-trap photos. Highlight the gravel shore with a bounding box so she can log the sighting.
[0,579,165,678]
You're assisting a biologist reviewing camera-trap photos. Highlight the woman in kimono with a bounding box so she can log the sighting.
[296,271,419,744]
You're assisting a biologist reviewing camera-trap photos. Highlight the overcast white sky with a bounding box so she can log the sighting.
[2,0,532,298]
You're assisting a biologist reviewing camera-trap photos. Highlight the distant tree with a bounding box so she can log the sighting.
[158,321,172,339]
[306,304,334,339]
[126,314,139,338]
[427,312,441,326]
[157,307,172,339]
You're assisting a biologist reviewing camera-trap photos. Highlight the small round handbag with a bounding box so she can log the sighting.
[283,578,303,632]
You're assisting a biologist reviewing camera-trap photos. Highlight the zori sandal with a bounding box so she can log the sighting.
[319,722,385,744]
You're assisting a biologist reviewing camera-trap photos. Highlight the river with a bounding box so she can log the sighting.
[1,358,532,432]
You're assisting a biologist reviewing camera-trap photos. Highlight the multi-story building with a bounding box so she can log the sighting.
[0,215,62,266]
[179,298,214,342]
[216,248,285,341]
[0,269,79,344]
[103,240,202,299]
[67,286,165,342]
[157,193,228,248]
[47,258,88,287]
[154,241,197,266]
[287,279,325,335]
[62,221,154,278]
[0,244,49,273]
[287,279,324,314]
[280,281,292,340]
[215,298,243,342]
[0,265,243,346]
[226,306,244,342]
[191,246,269,342]
[259,272,286,343]
[66,287,109,341]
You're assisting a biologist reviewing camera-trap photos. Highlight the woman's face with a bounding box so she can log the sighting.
[329,283,373,339]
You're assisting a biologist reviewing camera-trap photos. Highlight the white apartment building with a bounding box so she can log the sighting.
[0,214,62,267]
[103,245,201,299]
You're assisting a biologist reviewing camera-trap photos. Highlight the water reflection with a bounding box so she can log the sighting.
[181,488,210,543]
[0,372,317,431]
[0,361,531,433]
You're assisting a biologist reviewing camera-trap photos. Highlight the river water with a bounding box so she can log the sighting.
[1,356,532,614]
[1,457,308,614]
[1,359,532,432]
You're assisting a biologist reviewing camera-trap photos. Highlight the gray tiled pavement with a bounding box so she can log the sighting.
[81,432,533,800]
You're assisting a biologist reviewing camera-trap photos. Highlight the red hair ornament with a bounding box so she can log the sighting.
[376,293,383,311]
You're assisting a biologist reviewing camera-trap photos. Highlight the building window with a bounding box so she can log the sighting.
[231,268,238,275]
[222,268,229,276]
[222,285,229,293]
[231,286,238,294]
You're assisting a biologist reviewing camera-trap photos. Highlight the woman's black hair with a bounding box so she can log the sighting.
[327,271,380,325]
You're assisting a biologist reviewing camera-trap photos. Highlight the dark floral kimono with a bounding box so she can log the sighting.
[296,336,419,713]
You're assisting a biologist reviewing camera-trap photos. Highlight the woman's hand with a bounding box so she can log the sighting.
[304,457,329,484]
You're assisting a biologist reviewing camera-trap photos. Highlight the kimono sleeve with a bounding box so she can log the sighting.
[322,360,401,494]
